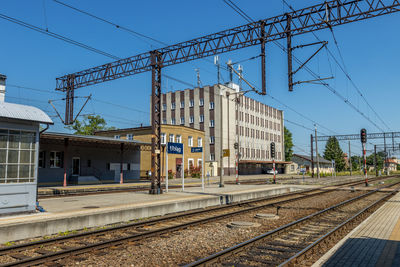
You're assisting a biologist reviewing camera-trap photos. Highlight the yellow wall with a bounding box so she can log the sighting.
[95,125,205,178]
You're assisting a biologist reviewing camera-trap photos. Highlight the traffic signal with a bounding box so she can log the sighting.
[270,142,276,158]
[234,142,239,149]
[360,128,367,144]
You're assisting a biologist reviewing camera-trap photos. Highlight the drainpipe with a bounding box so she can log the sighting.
[36,123,50,212]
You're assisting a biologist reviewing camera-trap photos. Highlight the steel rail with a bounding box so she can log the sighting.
[279,189,398,266]
[184,181,400,267]
[0,177,386,266]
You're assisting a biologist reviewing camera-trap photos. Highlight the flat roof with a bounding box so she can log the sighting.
[0,102,53,124]
[41,132,151,146]
[95,124,204,135]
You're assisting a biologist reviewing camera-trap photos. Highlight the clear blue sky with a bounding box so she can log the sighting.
[0,0,399,157]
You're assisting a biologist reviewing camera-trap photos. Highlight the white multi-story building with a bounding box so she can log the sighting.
[159,83,285,175]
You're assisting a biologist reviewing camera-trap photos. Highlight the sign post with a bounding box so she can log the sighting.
[165,147,168,192]
[167,142,184,191]
[191,147,204,191]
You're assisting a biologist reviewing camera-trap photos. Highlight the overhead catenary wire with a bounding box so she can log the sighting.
[282,0,391,132]
[223,0,385,133]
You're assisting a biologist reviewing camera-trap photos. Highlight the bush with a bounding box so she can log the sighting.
[168,170,175,179]
[190,166,202,178]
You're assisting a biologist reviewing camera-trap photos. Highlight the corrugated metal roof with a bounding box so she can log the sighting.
[293,154,331,164]
[0,102,53,124]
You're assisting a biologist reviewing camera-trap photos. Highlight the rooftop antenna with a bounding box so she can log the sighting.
[237,64,243,91]
[214,55,220,84]
[228,59,233,82]
[195,68,202,88]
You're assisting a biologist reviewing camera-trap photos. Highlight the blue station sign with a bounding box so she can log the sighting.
[167,142,184,154]
[191,147,203,153]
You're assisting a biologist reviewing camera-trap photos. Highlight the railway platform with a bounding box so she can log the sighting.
[0,183,313,244]
[313,191,400,267]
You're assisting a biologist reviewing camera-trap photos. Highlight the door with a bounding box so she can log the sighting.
[72,157,80,175]
[176,158,182,178]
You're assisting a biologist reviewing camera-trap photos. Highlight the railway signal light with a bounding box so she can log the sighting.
[270,142,276,159]
[234,142,239,149]
[360,128,367,144]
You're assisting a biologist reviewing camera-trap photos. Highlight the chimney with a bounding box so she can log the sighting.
[0,74,6,103]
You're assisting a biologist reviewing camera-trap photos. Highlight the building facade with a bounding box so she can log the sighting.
[159,83,285,175]
[292,154,334,174]
[0,74,53,214]
[38,132,143,186]
[95,125,205,178]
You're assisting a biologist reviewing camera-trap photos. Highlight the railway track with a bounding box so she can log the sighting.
[185,181,400,267]
[0,176,397,266]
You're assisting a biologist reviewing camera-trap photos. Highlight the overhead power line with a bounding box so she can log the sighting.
[52,0,167,46]
[0,13,120,60]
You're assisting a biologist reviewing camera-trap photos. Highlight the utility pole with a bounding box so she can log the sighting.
[195,69,201,88]
[219,87,224,187]
[310,134,314,178]
[348,141,352,176]
[235,95,240,184]
[314,125,320,179]
[374,144,378,177]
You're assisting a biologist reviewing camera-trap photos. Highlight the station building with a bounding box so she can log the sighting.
[158,83,286,175]
[37,132,146,186]
[0,74,53,214]
[95,125,206,178]
[291,154,334,174]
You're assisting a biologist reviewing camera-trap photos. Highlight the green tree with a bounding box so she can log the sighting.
[323,137,346,171]
[66,115,116,135]
[284,127,294,161]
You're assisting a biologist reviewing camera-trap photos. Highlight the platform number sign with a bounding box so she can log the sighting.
[360,129,367,144]
[270,142,276,159]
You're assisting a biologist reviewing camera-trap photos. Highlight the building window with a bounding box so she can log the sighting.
[50,151,62,168]
[209,102,214,109]
[210,136,215,144]
[171,118,176,125]
[199,115,204,123]
[126,134,133,140]
[180,101,185,108]
[197,137,202,147]
[199,98,204,106]
[162,103,166,111]
[210,153,215,161]
[114,135,120,139]
[169,134,175,143]
[176,135,182,143]
[161,133,166,144]
[180,117,185,125]
[190,116,194,124]
[171,102,176,110]
[188,159,194,170]
[38,151,45,168]
[189,99,194,107]
[210,120,214,128]
[162,119,167,124]
[188,136,193,147]
[87,160,92,168]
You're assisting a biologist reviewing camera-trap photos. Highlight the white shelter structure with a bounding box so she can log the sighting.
[0,74,53,214]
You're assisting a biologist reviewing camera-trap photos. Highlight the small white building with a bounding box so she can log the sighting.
[292,154,334,174]
[0,74,53,214]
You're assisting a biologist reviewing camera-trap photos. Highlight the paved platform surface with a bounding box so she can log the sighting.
[38,174,368,196]
[0,183,310,243]
[313,191,400,267]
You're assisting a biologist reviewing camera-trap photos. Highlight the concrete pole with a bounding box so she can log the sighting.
[201,149,204,191]
[182,148,185,191]
[63,138,68,187]
[310,134,314,177]
[219,88,224,187]
[374,144,378,177]
[314,126,320,179]
[236,95,240,185]
[165,148,169,192]
[363,142,368,186]
[348,141,352,176]
[226,92,230,176]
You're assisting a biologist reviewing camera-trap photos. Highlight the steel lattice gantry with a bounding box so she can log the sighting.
[315,132,400,142]
[55,0,400,193]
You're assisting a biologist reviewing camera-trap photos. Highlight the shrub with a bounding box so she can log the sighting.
[168,170,175,179]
